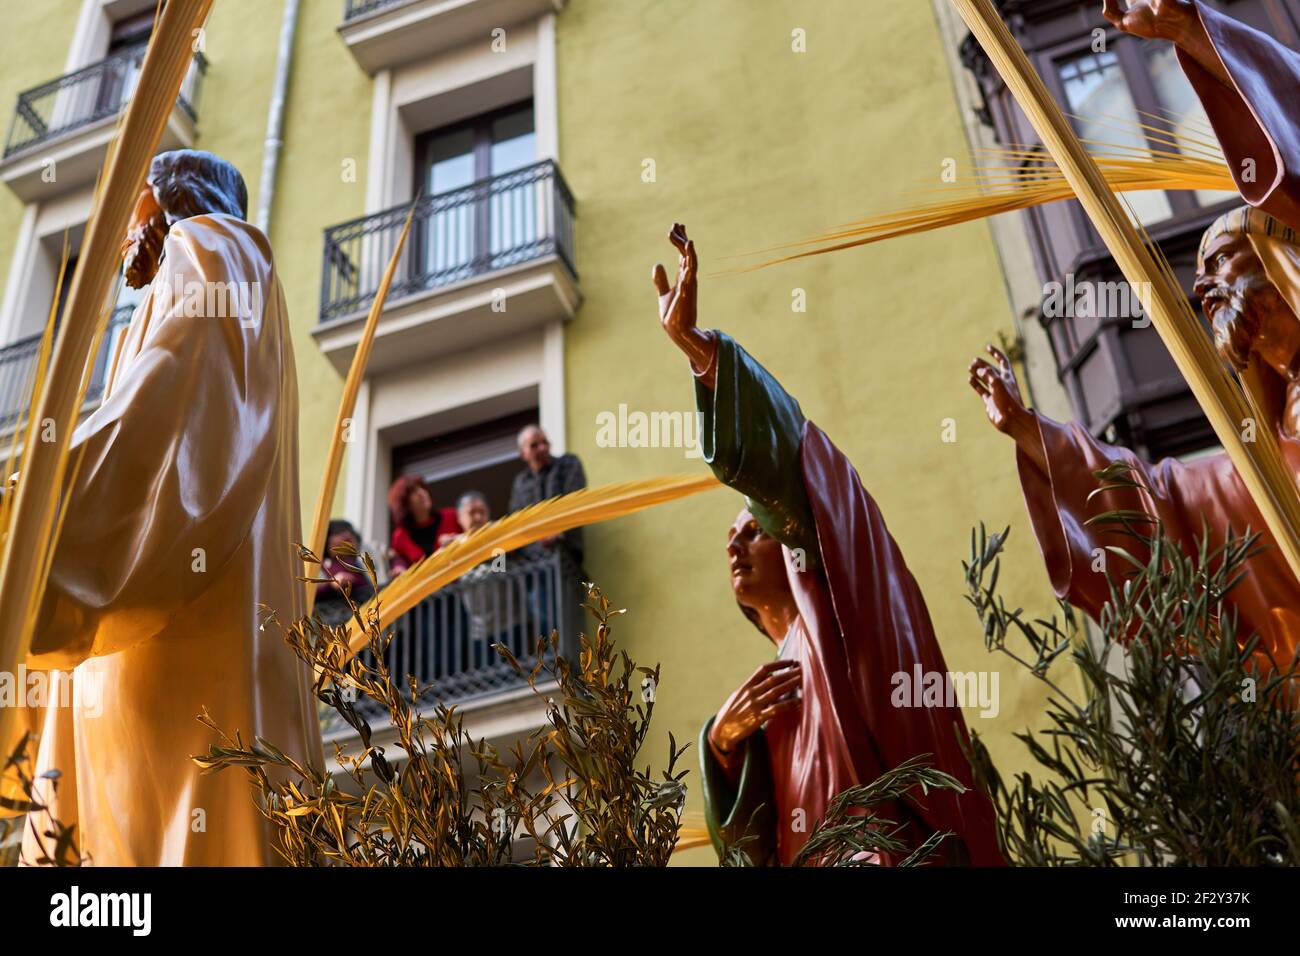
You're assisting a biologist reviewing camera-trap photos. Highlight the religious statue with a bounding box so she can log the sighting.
[971,1,1300,670]
[2,149,323,865]
[655,224,1004,866]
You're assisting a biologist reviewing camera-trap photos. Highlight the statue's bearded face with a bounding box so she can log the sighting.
[121,182,168,289]
[726,508,792,633]
[1195,231,1300,375]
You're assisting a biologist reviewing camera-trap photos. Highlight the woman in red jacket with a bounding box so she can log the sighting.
[387,474,459,574]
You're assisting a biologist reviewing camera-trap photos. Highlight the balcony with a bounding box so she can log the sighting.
[0,44,206,202]
[321,551,582,748]
[344,0,409,18]
[339,0,564,75]
[313,159,579,375]
[0,306,132,435]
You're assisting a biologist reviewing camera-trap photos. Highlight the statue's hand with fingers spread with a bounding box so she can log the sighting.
[1101,0,1196,42]
[969,345,1048,475]
[653,222,718,388]
[708,659,802,762]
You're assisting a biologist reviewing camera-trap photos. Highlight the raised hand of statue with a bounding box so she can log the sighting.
[969,345,1048,474]
[969,345,1027,432]
[1101,0,1195,41]
[652,222,718,388]
[1100,1,1229,84]
[708,659,802,760]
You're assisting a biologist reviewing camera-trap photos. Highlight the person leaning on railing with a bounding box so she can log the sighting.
[386,474,459,574]
[507,425,587,570]
[507,425,587,640]
[313,519,375,626]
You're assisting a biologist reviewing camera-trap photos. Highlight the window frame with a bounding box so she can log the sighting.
[1039,30,1206,231]
[411,97,536,198]
[408,98,537,286]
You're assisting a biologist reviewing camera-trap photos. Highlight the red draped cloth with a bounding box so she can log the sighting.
[697,333,1003,866]
[766,423,1005,866]
[1019,418,1300,668]
[1180,1,1300,232]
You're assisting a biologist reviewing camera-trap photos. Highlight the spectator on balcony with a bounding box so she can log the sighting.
[387,474,458,574]
[507,425,587,571]
[437,490,491,549]
[439,490,503,666]
[314,519,374,626]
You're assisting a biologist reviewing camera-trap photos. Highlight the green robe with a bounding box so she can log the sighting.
[693,333,1004,868]
[695,333,813,865]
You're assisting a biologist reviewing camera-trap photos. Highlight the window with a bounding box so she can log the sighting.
[1053,39,1234,227]
[1057,50,1172,224]
[54,255,79,326]
[1142,42,1237,208]
[96,11,154,118]
[413,101,537,281]
[390,407,539,539]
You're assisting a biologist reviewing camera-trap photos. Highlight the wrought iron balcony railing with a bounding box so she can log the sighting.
[320,551,582,735]
[319,159,576,322]
[343,0,411,21]
[0,306,133,430]
[4,43,207,159]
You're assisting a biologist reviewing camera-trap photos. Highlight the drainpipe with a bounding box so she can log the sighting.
[254,0,299,234]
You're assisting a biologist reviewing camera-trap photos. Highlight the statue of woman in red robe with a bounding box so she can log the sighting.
[654,225,1003,866]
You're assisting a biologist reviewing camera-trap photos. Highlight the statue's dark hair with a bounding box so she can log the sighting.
[737,600,768,636]
[149,149,248,222]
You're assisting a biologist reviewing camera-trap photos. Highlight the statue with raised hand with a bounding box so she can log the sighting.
[655,224,1003,866]
[968,2,1300,670]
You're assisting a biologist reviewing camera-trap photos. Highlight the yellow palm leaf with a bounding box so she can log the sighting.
[305,200,418,613]
[719,149,1234,274]
[672,827,713,853]
[340,473,722,656]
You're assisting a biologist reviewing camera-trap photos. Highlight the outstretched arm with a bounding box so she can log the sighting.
[969,344,1049,477]
[1102,0,1228,85]
[652,224,817,557]
[1104,0,1300,229]
[653,223,718,388]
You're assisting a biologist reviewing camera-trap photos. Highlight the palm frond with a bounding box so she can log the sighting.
[0,0,215,753]
[719,126,1232,275]
[339,473,721,655]
[305,199,419,613]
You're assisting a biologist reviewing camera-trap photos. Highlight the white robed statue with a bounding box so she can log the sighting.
[1,150,322,866]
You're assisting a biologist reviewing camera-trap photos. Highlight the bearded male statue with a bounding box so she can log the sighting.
[1,149,322,866]
[972,1,1300,670]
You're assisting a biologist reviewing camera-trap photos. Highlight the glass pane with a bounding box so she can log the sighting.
[1144,43,1237,209]
[54,256,79,327]
[489,106,535,175]
[1058,50,1172,225]
[423,128,476,279]
[425,128,475,193]
[489,107,537,261]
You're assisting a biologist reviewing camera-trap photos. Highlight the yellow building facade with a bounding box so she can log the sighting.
[0,0,1075,865]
